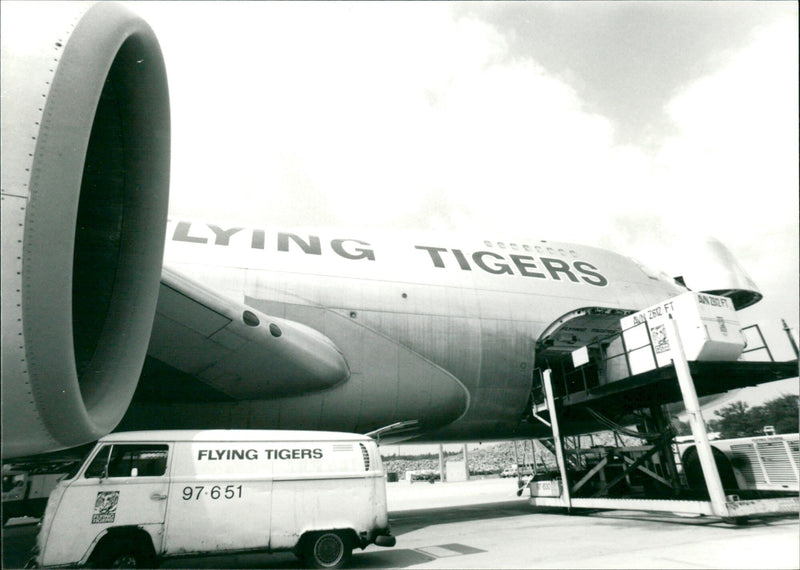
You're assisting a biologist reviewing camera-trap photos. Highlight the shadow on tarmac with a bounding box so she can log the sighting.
[4,503,797,569]
[390,499,532,536]
[578,508,800,530]
[2,522,445,570]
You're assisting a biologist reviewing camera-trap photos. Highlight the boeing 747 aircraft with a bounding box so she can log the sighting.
[1,3,792,459]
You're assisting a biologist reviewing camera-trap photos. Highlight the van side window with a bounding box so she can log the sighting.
[108,445,169,477]
[84,445,168,478]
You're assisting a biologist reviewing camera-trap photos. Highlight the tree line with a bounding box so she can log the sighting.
[674,393,798,439]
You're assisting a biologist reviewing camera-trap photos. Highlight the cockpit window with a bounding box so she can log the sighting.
[631,257,671,282]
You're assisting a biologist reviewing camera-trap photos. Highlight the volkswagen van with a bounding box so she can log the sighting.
[33,430,395,568]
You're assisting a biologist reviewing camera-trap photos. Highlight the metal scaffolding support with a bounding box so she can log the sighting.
[666,315,728,515]
[528,315,800,521]
[543,369,571,510]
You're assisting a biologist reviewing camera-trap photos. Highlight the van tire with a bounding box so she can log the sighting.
[302,531,352,569]
[89,535,157,569]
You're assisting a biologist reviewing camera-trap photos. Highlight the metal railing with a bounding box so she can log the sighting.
[558,320,656,397]
[556,320,777,399]
[739,323,774,362]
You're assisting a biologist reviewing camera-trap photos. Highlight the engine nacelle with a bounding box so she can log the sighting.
[1,2,170,458]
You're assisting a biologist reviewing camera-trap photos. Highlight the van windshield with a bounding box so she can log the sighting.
[60,459,85,480]
[84,445,112,478]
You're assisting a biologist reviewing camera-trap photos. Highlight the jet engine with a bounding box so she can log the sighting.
[1,3,170,458]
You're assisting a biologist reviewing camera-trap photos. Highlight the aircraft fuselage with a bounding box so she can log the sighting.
[118,220,685,441]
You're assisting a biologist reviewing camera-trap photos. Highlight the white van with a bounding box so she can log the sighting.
[33,430,395,568]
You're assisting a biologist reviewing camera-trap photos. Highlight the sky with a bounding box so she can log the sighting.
[125,1,799,336]
[122,1,800,455]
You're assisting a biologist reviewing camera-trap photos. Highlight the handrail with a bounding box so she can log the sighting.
[556,320,776,398]
[740,324,774,362]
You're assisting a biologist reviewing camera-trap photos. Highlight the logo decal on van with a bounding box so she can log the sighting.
[91,491,119,524]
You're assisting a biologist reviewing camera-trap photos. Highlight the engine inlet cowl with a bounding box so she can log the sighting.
[1,2,170,458]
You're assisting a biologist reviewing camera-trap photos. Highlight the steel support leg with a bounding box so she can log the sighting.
[666,316,728,516]
[650,405,681,496]
[543,369,571,510]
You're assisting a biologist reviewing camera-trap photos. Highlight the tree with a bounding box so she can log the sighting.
[707,394,799,439]
[671,418,693,436]
[708,400,755,439]
[752,394,799,434]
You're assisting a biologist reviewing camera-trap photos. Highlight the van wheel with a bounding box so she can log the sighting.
[303,531,352,569]
[90,540,157,569]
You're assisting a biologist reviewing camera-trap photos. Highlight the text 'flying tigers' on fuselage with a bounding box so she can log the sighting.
[170,221,609,286]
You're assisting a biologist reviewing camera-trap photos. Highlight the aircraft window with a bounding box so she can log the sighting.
[631,257,668,281]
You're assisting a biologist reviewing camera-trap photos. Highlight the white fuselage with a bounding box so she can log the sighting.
[118,220,685,441]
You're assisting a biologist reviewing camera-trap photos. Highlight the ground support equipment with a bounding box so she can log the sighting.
[527,317,800,521]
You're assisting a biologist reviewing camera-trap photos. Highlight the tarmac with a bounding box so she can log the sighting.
[3,477,798,569]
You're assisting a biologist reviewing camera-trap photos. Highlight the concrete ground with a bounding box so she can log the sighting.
[4,478,798,569]
[383,479,799,569]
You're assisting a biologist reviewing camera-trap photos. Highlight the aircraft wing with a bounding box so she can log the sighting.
[148,266,350,400]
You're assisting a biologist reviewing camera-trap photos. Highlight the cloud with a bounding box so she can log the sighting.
[456,2,793,147]
[648,18,799,324]
[656,17,799,239]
